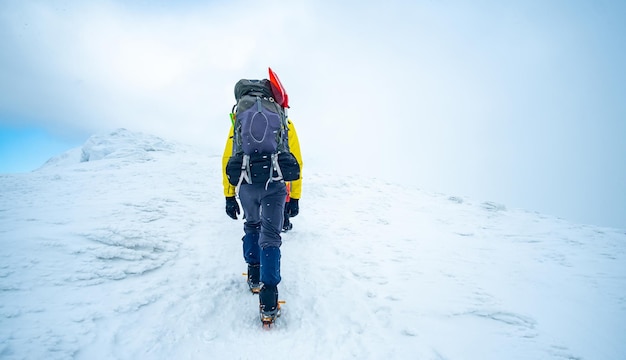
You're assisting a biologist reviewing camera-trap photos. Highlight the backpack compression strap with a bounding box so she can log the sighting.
[235,154,251,195]
[265,153,284,190]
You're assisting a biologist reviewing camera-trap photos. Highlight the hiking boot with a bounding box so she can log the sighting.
[282,218,293,232]
[282,207,292,232]
[259,284,279,315]
[247,264,261,293]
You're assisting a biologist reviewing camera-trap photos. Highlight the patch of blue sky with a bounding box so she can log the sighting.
[0,125,79,173]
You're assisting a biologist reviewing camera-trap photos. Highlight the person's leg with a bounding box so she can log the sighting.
[242,233,259,265]
[239,185,262,290]
[282,203,292,232]
[258,182,287,287]
[256,182,286,316]
[242,232,261,292]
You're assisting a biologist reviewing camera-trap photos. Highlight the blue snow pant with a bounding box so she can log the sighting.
[240,182,286,287]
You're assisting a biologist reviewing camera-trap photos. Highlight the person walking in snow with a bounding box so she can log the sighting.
[221,72,302,324]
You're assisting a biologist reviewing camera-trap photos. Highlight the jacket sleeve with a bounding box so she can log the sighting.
[222,125,236,197]
[287,119,303,199]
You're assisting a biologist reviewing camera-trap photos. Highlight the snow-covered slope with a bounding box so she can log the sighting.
[1,129,624,359]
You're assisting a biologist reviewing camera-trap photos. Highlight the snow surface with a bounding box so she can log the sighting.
[1,128,625,359]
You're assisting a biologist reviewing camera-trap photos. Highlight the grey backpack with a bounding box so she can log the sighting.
[226,79,300,188]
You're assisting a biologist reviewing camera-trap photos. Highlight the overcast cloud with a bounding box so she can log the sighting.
[1,0,625,228]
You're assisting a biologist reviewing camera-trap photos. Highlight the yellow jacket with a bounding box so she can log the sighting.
[222,119,303,199]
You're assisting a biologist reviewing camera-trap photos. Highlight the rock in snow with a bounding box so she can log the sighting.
[1,129,625,359]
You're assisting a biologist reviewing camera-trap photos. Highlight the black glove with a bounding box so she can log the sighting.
[225,196,240,220]
[286,198,299,217]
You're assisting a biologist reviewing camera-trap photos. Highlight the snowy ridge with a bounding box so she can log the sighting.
[1,130,625,359]
[40,128,180,170]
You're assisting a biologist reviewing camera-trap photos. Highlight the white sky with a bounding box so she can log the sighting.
[1,0,625,229]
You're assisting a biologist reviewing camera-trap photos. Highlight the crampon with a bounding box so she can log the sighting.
[242,272,261,294]
[260,301,285,328]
